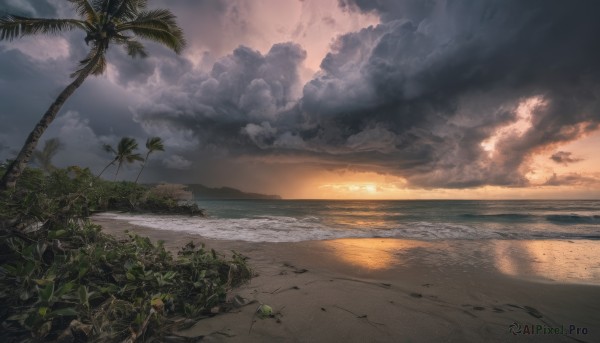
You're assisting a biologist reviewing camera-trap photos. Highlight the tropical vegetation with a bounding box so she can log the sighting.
[135,137,165,184]
[100,137,144,181]
[0,3,253,341]
[0,164,250,341]
[0,0,186,190]
[31,138,63,173]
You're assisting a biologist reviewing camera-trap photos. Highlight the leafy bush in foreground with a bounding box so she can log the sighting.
[0,222,251,341]
[0,165,251,341]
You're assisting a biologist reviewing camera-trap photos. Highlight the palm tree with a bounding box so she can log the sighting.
[99,137,143,181]
[31,138,63,173]
[135,136,164,184]
[0,0,185,190]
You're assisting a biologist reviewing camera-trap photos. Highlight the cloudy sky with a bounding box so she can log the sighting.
[1,0,600,199]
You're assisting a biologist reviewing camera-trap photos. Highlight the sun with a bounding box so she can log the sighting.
[365,184,377,193]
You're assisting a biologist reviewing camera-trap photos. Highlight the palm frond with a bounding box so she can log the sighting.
[90,0,107,13]
[117,9,186,53]
[126,153,144,163]
[91,0,115,14]
[0,15,86,41]
[146,137,165,152]
[117,137,139,154]
[31,150,44,165]
[111,0,149,21]
[42,138,63,156]
[102,144,116,154]
[67,0,99,23]
[123,39,148,58]
[71,43,107,78]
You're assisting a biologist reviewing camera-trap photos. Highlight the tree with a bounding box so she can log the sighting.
[0,0,185,190]
[99,137,144,181]
[135,136,164,184]
[31,138,63,173]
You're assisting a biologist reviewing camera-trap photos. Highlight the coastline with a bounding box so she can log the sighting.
[92,214,600,342]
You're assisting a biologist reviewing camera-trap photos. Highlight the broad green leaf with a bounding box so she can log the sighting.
[34,279,53,286]
[38,283,55,302]
[78,267,89,279]
[55,281,75,298]
[78,285,89,308]
[6,313,28,321]
[48,229,68,238]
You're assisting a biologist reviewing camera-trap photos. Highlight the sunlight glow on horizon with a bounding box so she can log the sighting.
[295,173,600,200]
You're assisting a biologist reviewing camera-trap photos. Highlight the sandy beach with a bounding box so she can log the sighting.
[92,215,600,342]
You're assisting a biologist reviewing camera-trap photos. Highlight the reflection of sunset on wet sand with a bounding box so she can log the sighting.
[320,239,433,270]
[493,240,600,285]
[319,238,600,285]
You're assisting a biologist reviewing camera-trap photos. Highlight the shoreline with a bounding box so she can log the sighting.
[92,214,600,342]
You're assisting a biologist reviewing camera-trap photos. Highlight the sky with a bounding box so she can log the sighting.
[1,0,600,199]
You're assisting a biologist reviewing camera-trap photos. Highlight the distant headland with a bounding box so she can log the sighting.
[186,184,282,200]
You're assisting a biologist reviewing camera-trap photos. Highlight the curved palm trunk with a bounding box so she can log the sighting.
[134,152,151,184]
[0,71,91,190]
[114,162,123,181]
[97,158,117,178]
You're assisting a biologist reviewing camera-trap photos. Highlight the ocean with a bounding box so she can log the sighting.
[99,199,600,243]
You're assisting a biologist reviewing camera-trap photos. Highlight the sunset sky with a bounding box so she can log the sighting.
[1,0,600,199]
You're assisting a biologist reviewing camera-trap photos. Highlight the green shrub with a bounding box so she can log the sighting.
[0,166,249,341]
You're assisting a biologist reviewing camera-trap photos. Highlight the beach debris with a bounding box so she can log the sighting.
[304,278,334,285]
[272,285,301,294]
[473,306,485,311]
[257,304,273,318]
[524,306,544,319]
[249,303,276,334]
[332,305,384,328]
[321,307,327,312]
[409,292,423,298]
[334,277,392,289]
[232,295,254,308]
[283,262,309,274]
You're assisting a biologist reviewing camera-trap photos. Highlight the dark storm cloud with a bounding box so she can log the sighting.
[134,42,307,154]
[282,0,600,187]
[543,173,600,187]
[0,0,56,17]
[3,0,600,189]
[128,0,600,188]
[550,151,583,166]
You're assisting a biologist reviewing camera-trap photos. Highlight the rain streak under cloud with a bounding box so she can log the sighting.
[1,0,600,198]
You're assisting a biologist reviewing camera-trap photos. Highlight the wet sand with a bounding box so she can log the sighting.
[92,215,600,342]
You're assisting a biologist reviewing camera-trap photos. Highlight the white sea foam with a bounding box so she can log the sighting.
[95,212,513,242]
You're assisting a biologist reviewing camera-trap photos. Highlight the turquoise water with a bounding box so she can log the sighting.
[100,200,600,242]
